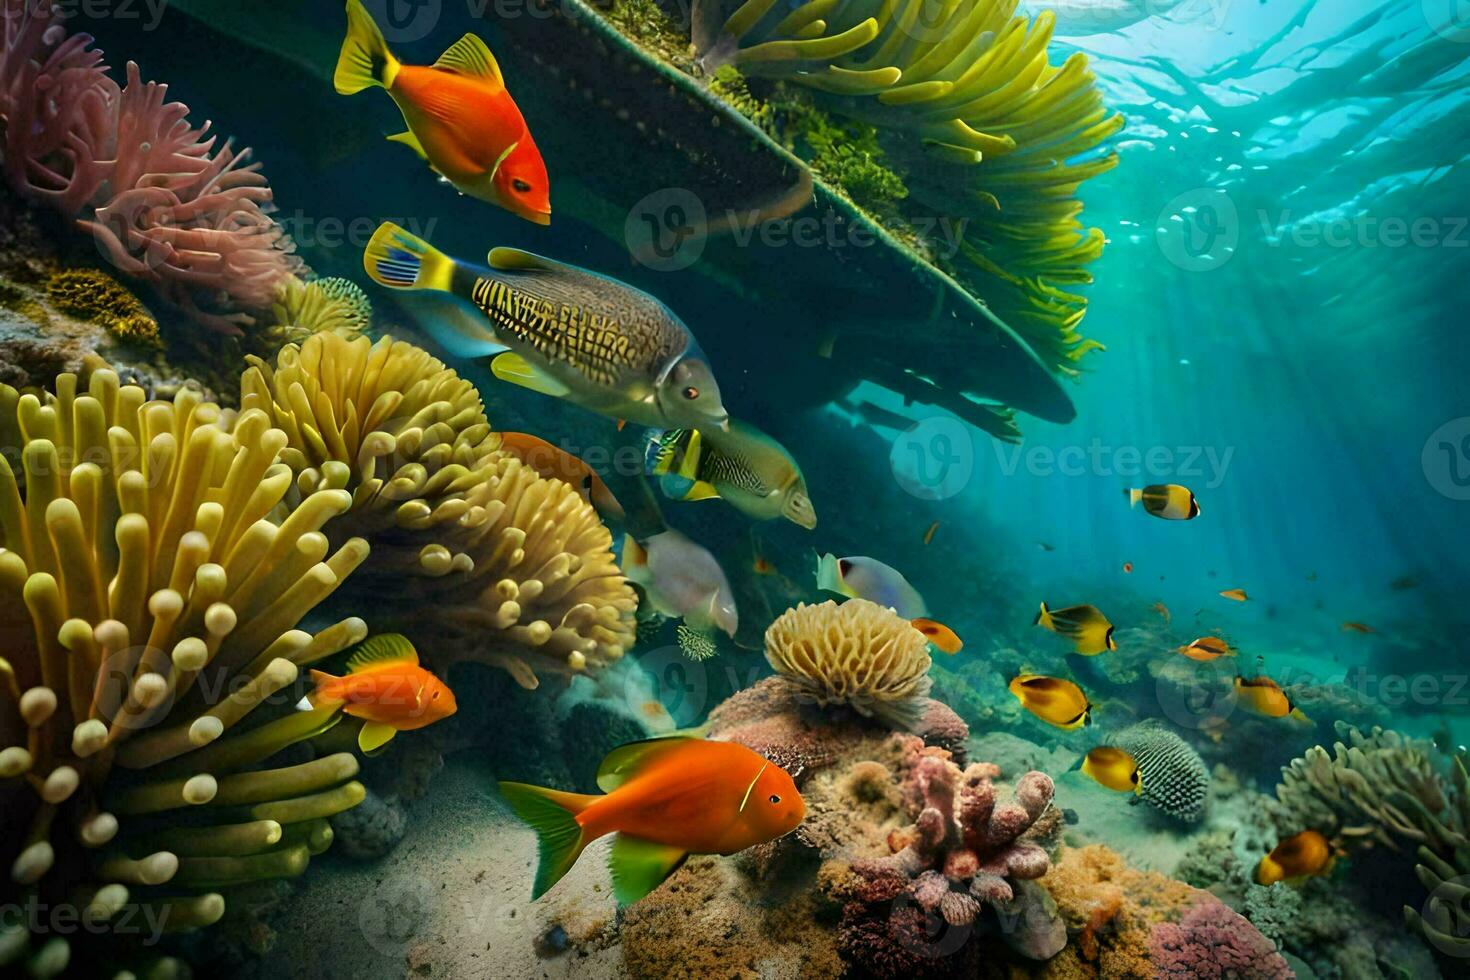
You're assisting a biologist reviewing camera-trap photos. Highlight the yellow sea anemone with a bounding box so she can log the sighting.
[700,0,1120,375]
[239,333,638,689]
[0,370,369,976]
[764,598,933,729]
[268,275,374,344]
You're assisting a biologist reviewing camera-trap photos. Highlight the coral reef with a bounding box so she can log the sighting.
[45,269,158,346]
[764,598,934,730]
[1148,898,1293,979]
[0,1,302,333]
[239,332,638,689]
[267,276,373,345]
[0,368,369,975]
[1114,720,1211,824]
[696,0,1121,375]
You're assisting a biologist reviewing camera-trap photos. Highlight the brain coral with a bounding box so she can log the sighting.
[1114,720,1210,823]
[765,598,933,730]
[0,369,369,976]
[239,333,637,689]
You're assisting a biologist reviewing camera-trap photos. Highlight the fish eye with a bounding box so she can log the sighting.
[512,178,532,193]
[431,690,440,700]
[683,386,699,400]
[768,794,781,804]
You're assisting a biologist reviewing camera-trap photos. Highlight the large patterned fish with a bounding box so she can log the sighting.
[363,222,729,430]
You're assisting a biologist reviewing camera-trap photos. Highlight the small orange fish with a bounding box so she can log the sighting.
[305,635,457,752]
[335,0,551,224]
[617,419,628,432]
[923,521,940,546]
[911,618,963,654]
[1220,588,1249,602]
[496,432,625,521]
[1257,830,1337,885]
[1235,674,1310,722]
[1178,637,1234,661]
[1341,622,1376,634]
[500,737,803,905]
[1123,562,1133,574]
[752,556,775,576]
[1152,601,1172,624]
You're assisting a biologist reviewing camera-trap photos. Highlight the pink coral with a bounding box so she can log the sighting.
[0,0,301,332]
[1149,900,1294,979]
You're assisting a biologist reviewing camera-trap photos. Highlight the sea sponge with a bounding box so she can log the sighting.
[765,599,933,730]
[1113,720,1211,823]
[697,0,1120,375]
[1148,899,1294,979]
[0,369,369,976]
[44,269,159,346]
[268,276,373,344]
[239,333,637,689]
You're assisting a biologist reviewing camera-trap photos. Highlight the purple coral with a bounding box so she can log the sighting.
[1149,900,1294,979]
[0,0,301,332]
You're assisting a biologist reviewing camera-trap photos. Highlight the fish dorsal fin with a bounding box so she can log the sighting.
[434,33,503,84]
[608,834,688,907]
[346,634,419,673]
[487,247,575,274]
[491,352,572,397]
[738,763,769,813]
[595,736,696,793]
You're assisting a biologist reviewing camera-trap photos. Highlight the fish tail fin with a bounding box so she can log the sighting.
[364,222,457,293]
[497,781,596,900]
[336,0,400,94]
[1125,487,1143,507]
[815,554,842,594]
[1034,601,1052,628]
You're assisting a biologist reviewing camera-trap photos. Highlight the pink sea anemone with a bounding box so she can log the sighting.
[0,0,301,332]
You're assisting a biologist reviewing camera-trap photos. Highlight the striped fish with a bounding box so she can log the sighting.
[645,421,815,529]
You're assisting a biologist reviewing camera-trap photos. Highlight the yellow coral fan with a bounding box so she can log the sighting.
[0,370,369,975]
[269,275,374,344]
[45,268,160,345]
[239,333,637,690]
[764,599,932,729]
[700,0,1120,374]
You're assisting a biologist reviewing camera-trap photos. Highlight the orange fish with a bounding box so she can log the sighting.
[1123,562,1133,573]
[1178,637,1234,661]
[752,555,776,575]
[1257,830,1337,885]
[335,0,551,225]
[500,737,803,905]
[496,431,624,521]
[304,634,457,752]
[1235,674,1310,722]
[1341,622,1376,634]
[1220,588,1249,602]
[923,521,940,545]
[1152,601,1172,624]
[911,618,963,654]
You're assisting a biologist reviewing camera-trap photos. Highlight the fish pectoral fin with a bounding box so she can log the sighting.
[608,834,689,908]
[682,480,721,502]
[434,33,504,83]
[491,352,572,397]
[357,721,399,754]
[385,130,428,160]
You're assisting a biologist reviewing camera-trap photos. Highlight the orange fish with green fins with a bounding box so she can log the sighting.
[303,634,457,753]
[334,0,551,225]
[499,737,804,906]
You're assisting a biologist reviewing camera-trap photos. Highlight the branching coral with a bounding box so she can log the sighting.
[695,0,1120,375]
[45,269,158,346]
[239,333,637,690]
[1114,720,1210,823]
[765,598,933,730]
[0,1,302,334]
[837,750,1065,964]
[0,369,369,976]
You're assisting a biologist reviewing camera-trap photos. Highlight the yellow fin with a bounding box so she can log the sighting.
[595,736,697,793]
[358,721,398,754]
[386,130,427,160]
[682,480,721,501]
[345,634,419,673]
[487,247,576,275]
[434,33,503,84]
[491,352,572,397]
